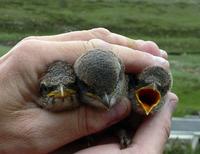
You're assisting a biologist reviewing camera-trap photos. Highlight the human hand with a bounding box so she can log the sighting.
[74,92,178,154]
[0,28,169,153]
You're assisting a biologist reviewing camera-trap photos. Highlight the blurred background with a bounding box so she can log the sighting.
[0,0,199,153]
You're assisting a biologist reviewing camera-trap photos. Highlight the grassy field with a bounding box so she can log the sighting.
[0,45,10,56]
[164,139,200,154]
[170,54,200,116]
[0,0,200,53]
[0,0,200,116]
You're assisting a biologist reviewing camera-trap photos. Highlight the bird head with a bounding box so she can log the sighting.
[132,66,172,115]
[40,61,77,101]
[135,82,161,115]
[74,49,123,110]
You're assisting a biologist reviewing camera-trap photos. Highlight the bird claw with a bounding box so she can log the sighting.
[117,129,132,149]
[120,135,132,149]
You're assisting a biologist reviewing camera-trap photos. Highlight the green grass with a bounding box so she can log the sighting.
[164,139,200,154]
[0,0,200,54]
[0,45,10,56]
[170,54,200,116]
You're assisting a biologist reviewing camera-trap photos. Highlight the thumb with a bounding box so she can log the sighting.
[81,98,131,136]
[26,98,131,153]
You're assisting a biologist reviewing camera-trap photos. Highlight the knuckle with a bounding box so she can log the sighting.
[10,39,38,66]
[145,41,159,51]
[15,39,36,53]
[89,38,106,44]
[14,39,39,56]
[164,123,171,138]
[162,116,171,138]
[88,39,111,50]
[90,27,111,37]
[164,60,170,70]
[170,92,179,101]
[161,61,170,72]
[22,36,37,41]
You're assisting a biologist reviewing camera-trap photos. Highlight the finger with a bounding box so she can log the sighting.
[24,28,167,58]
[160,49,168,59]
[110,41,169,72]
[75,144,122,154]
[9,39,169,77]
[134,40,168,59]
[13,99,131,153]
[129,92,178,154]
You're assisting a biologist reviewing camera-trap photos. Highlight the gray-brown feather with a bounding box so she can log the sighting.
[117,66,172,148]
[40,61,75,88]
[74,49,123,96]
[137,66,172,96]
[39,61,79,111]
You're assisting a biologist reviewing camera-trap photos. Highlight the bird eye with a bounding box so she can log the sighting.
[40,83,57,94]
[40,83,49,93]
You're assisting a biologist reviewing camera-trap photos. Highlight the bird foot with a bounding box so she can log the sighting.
[117,129,132,149]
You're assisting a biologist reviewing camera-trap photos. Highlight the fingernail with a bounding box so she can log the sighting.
[160,49,168,59]
[168,99,178,113]
[153,56,169,66]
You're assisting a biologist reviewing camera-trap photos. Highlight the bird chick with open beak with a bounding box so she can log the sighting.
[117,66,172,149]
[39,61,79,111]
[129,66,172,116]
[74,49,128,110]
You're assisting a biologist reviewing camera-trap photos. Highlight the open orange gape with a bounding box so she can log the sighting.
[135,86,161,115]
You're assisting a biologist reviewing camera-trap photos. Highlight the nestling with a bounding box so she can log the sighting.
[74,49,128,110]
[39,61,79,111]
[117,66,172,148]
[129,66,172,115]
[38,50,172,150]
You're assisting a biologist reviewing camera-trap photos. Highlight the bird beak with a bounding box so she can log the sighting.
[47,85,76,98]
[102,94,111,109]
[85,93,114,110]
[60,84,64,97]
[135,83,161,115]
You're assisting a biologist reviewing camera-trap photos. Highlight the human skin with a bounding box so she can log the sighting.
[0,28,177,154]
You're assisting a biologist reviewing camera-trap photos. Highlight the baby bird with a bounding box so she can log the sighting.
[38,49,172,150]
[117,66,172,148]
[74,49,128,110]
[129,66,172,116]
[39,61,79,111]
